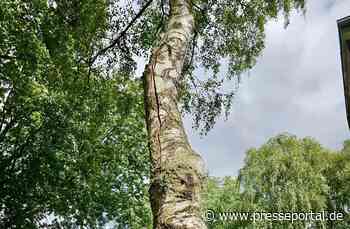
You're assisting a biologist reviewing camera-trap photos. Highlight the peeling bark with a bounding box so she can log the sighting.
[143,0,207,228]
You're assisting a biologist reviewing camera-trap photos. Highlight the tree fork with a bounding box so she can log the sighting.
[143,0,207,228]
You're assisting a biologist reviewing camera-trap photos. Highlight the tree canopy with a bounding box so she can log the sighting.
[204,134,350,229]
[75,0,306,133]
[0,1,150,228]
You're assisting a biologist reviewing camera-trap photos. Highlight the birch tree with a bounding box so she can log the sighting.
[1,0,308,228]
[87,0,307,228]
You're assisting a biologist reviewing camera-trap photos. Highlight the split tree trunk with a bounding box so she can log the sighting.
[143,0,207,228]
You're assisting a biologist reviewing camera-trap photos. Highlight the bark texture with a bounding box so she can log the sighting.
[143,0,207,228]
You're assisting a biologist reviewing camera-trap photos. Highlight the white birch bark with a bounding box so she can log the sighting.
[143,0,207,228]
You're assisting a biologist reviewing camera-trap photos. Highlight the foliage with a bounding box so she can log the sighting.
[0,0,151,228]
[203,134,350,229]
[202,177,244,228]
[324,140,350,228]
[240,134,331,228]
[83,0,307,134]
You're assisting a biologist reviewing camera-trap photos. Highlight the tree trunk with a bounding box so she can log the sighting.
[142,0,207,228]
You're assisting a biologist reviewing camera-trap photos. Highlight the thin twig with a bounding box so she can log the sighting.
[89,0,154,65]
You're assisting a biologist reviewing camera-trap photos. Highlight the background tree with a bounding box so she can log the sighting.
[239,134,331,228]
[202,134,350,229]
[324,140,350,228]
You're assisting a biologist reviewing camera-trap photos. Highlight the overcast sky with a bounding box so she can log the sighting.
[183,0,350,177]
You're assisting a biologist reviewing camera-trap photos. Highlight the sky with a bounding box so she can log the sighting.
[184,0,350,177]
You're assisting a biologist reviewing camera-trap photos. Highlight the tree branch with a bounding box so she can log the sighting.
[89,0,154,65]
[182,29,198,78]
[161,0,169,17]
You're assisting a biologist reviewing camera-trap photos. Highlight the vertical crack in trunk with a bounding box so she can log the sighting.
[143,0,207,228]
[151,49,164,174]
